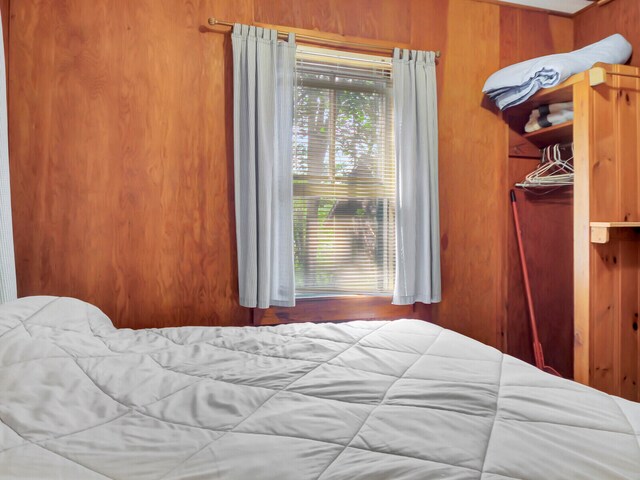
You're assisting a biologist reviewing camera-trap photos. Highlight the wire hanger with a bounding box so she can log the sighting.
[516,143,574,191]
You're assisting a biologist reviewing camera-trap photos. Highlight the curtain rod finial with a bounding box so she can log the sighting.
[208,18,217,26]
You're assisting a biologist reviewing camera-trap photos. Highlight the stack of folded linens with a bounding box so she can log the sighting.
[525,102,573,133]
[483,34,632,110]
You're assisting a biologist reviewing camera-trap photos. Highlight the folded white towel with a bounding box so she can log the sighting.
[483,34,632,110]
[525,109,574,133]
[529,102,573,120]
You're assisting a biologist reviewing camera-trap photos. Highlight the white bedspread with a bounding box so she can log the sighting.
[1,296,639,479]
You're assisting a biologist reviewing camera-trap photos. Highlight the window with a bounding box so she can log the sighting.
[292,46,395,297]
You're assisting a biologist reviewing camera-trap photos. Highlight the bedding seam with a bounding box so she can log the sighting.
[12,297,61,339]
[610,398,640,464]
[152,326,435,357]
[156,322,390,480]
[477,354,505,479]
[151,326,440,352]
[143,362,500,415]
[315,329,445,480]
[0,411,114,479]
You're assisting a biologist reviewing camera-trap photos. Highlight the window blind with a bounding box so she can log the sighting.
[293,46,395,297]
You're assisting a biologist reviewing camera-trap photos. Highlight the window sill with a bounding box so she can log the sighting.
[253,295,431,326]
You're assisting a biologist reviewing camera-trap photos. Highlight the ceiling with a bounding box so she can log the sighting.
[501,0,593,14]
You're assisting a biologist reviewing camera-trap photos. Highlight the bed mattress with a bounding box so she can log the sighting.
[0,296,639,479]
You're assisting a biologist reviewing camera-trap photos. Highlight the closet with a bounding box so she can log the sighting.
[503,63,640,402]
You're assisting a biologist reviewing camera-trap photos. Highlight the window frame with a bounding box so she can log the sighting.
[246,27,418,324]
[292,48,397,299]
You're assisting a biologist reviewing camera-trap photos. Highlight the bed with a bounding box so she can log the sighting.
[0,296,639,479]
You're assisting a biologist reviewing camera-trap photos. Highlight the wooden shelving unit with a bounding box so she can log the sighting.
[503,72,579,379]
[590,222,640,244]
[504,75,579,157]
[503,63,640,401]
[518,71,586,109]
[573,63,640,402]
[522,121,573,148]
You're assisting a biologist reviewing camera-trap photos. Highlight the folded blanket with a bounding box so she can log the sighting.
[525,109,574,133]
[529,102,573,119]
[483,34,632,110]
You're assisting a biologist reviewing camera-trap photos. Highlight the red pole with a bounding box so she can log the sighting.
[510,190,561,377]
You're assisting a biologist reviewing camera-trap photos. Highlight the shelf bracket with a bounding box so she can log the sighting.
[590,225,610,244]
[589,67,607,87]
[589,222,640,244]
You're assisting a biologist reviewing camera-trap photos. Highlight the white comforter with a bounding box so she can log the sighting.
[1,297,639,479]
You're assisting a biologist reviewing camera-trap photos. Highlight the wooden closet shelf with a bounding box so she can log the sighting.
[590,222,640,244]
[522,121,573,147]
[508,72,586,116]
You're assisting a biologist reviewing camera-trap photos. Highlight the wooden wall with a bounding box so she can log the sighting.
[413,2,571,349]
[574,0,640,66]
[499,6,574,375]
[8,0,572,356]
[10,0,255,328]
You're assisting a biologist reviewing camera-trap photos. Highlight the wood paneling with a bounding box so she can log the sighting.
[572,64,640,401]
[498,7,574,370]
[9,0,574,346]
[500,6,573,65]
[10,0,254,328]
[414,0,504,347]
[574,0,640,66]
[254,0,411,45]
[507,189,574,377]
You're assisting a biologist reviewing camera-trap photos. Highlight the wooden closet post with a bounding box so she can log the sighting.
[572,75,592,386]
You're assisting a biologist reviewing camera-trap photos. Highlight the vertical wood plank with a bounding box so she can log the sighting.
[615,65,640,400]
[615,68,640,222]
[573,78,592,386]
[618,230,639,400]
[415,0,503,347]
[574,0,640,67]
[591,241,619,394]
[591,71,619,395]
[590,81,618,222]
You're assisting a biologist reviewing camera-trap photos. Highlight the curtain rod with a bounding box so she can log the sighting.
[206,18,441,59]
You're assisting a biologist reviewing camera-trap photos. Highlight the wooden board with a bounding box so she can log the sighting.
[257,296,416,325]
[572,74,592,386]
[522,121,573,148]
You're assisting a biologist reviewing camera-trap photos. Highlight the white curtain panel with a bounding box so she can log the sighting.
[232,25,296,308]
[392,48,441,305]
[0,14,16,305]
